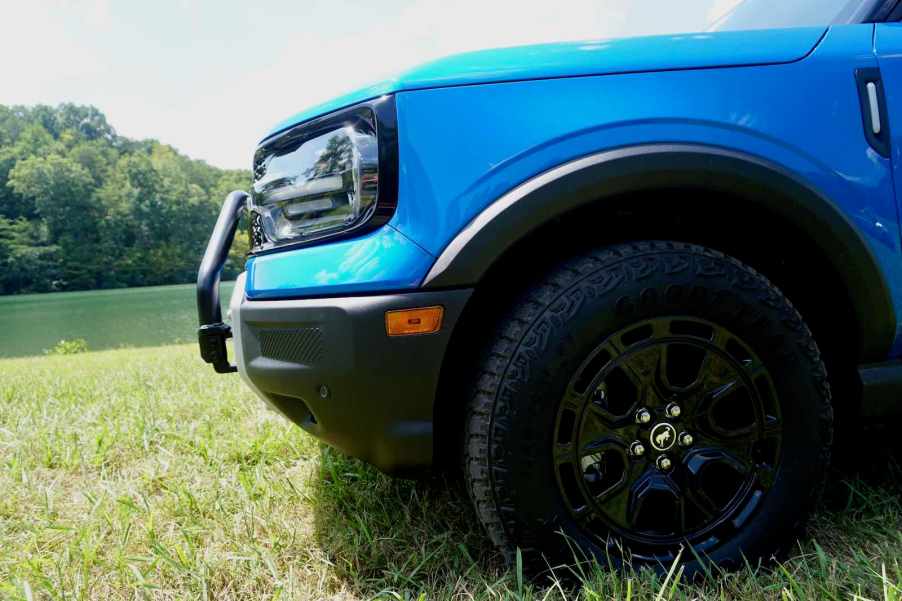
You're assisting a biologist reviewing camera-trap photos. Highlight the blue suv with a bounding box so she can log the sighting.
[197,0,902,574]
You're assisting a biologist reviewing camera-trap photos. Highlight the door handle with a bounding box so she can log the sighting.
[856,68,891,157]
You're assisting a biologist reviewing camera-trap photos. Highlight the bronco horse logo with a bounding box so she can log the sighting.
[651,423,676,451]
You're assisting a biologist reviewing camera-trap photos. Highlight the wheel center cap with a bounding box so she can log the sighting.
[650,422,677,451]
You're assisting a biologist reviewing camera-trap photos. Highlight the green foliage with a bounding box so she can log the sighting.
[42,338,88,355]
[0,103,251,294]
[0,216,59,293]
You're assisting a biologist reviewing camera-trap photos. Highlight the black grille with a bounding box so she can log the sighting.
[258,327,324,364]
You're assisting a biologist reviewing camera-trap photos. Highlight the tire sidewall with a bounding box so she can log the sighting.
[487,245,830,572]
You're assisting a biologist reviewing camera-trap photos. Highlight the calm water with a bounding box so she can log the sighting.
[0,282,235,358]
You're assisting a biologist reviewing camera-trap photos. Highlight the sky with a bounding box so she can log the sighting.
[2,0,743,170]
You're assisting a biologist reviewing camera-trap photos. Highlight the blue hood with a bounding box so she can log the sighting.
[263,26,826,140]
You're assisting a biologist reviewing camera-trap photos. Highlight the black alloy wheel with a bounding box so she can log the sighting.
[554,316,781,563]
[464,241,832,575]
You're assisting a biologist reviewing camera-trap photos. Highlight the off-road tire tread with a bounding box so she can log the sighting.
[462,241,833,568]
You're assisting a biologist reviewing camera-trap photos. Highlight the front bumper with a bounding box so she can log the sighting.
[197,190,472,473]
[229,273,472,474]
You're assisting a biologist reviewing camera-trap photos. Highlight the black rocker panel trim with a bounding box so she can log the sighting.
[859,361,902,417]
[422,144,896,363]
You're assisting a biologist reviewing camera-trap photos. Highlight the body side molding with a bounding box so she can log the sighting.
[421,143,896,362]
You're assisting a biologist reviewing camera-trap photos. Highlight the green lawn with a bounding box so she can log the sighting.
[0,345,899,600]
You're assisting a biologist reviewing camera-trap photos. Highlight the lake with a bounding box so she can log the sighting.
[0,282,235,358]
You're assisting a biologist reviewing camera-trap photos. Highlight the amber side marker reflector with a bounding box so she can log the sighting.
[385,306,444,336]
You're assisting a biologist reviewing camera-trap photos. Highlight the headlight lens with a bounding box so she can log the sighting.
[249,105,384,252]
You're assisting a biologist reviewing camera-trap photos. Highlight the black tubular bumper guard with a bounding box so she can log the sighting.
[197,190,247,373]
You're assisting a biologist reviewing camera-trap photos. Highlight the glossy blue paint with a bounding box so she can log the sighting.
[391,25,885,252]
[388,24,902,355]
[246,225,433,299]
[248,23,902,357]
[874,23,902,357]
[263,27,826,140]
[876,23,902,234]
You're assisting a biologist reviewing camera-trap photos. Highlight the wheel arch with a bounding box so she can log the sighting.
[424,144,894,362]
[429,144,896,466]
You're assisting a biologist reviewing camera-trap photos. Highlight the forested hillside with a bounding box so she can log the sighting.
[0,104,251,294]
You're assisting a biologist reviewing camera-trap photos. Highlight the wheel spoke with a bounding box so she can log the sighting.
[708,377,741,402]
[685,447,753,487]
[706,426,761,457]
[681,484,719,526]
[614,365,651,404]
[597,461,649,527]
[627,469,684,535]
[696,349,739,395]
[575,435,635,504]
[586,398,616,421]
[581,341,648,423]
[598,483,632,527]
[695,413,781,456]
[696,367,773,441]
[605,338,658,393]
[698,432,753,457]
[588,458,632,502]
[579,435,626,456]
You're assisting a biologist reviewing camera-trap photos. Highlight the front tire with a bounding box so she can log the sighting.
[464,241,832,575]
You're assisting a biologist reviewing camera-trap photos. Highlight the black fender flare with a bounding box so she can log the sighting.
[422,144,896,362]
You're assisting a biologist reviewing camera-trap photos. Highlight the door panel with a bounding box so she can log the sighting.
[876,23,902,242]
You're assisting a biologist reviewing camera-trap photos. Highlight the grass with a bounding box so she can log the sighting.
[0,344,900,600]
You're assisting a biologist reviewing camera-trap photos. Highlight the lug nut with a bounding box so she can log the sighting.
[678,432,694,447]
[636,408,652,424]
[656,455,673,471]
[629,441,646,457]
[665,402,682,418]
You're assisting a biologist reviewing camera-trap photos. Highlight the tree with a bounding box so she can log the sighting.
[0,217,60,293]
[8,154,97,241]
[54,103,116,142]
[0,102,251,294]
[8,154,100,289]
[0,123,58,219]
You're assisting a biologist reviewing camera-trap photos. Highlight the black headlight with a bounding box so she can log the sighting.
[249,96,398,253]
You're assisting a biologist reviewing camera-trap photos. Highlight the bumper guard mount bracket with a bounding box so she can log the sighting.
[196,190,247,374]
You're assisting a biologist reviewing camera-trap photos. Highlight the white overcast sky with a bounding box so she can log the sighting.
[2,0,743,170]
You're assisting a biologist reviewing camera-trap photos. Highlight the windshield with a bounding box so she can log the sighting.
[598,0,880,37]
